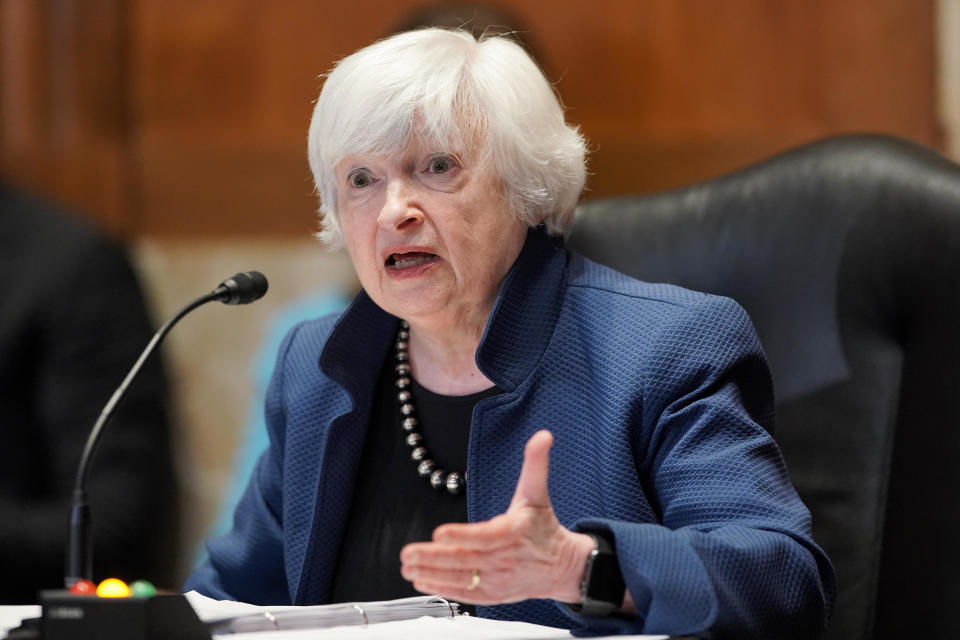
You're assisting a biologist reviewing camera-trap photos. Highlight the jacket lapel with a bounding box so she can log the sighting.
[289,293,397,604]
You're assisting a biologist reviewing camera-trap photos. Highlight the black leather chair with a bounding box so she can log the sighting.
[569,135,960,640]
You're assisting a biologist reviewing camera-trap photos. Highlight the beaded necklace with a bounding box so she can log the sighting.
[394,321,466,495]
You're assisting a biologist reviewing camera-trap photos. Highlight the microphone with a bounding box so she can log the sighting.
[65,271,268,587]
[212,270,269,305]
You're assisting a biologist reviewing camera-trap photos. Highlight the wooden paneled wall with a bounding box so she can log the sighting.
[0,0,134,233]
[0,0,939,239]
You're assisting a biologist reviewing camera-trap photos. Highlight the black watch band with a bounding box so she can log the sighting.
[566,532,625,617]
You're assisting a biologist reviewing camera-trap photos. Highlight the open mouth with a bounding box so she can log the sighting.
[386,252,438,269]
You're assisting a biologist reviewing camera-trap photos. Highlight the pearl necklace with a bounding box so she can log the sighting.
[395,321,466,495]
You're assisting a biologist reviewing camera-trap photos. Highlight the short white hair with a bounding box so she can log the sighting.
[307,28,587,248]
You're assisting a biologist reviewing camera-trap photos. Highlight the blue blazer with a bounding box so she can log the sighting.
[186,229,835,638]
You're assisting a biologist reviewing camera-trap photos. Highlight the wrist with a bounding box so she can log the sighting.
[552,531,598,603]
[565,531,626,617]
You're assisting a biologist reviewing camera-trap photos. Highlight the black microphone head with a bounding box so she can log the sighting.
[215,271,269,305]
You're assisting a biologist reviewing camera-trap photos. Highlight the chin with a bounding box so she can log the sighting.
[388,304,446,324]
[380,285,451,320]
[374,293,435,320]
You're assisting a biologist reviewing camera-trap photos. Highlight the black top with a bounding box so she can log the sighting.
[329,351,500,605]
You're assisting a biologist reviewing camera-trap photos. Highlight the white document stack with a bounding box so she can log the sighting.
[185,592,460,634]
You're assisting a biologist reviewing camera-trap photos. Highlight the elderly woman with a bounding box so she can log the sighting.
[186,28,835,637]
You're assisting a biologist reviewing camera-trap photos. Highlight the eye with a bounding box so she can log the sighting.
[347,169,373,188]
[425,154,459,175]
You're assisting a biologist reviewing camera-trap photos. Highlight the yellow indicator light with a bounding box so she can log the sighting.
[96,578,131,598]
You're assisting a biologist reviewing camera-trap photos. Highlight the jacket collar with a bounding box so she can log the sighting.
[319,290,397,404]
[319,226,568,393]
[476,227,568,391]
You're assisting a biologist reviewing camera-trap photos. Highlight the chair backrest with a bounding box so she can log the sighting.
[569,135,960,640]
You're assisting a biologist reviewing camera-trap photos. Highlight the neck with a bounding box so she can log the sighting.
[405,318,494,395]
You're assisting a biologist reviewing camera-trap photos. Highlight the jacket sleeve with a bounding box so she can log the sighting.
[559,296,836,638]
[183,327,300,605]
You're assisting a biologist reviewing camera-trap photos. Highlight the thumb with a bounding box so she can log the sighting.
[510,430,554,509]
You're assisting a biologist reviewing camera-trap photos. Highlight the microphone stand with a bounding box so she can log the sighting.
[66,270,267,586]
[0,273,268,640]
[65,290,221,586]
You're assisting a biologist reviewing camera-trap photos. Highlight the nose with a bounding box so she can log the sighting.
[378,179,424,232]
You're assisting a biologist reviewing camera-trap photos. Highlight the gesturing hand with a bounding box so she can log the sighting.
[399,430,596,605]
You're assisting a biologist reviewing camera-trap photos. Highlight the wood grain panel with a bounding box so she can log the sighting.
[507,0,937,195]
[131,0,939,236]
[0,0,940,237]
[0,0,133,235]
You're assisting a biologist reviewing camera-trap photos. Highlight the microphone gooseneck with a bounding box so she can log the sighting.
[65,271,268,587]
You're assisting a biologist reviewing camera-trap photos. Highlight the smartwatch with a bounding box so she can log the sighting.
[566,532,625,617]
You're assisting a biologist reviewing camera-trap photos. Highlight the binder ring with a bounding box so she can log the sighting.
[353,603,369,626]
[263,611,279,629]
[428,595,458,617]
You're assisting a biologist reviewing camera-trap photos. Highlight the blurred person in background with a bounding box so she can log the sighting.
[0,182,179,602]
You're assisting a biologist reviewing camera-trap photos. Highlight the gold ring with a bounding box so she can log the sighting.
[467,569,480,591]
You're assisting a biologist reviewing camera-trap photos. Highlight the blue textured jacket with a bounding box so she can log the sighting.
[186,229,835,637]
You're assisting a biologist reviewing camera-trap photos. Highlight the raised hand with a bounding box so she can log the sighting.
[399,430,596,604]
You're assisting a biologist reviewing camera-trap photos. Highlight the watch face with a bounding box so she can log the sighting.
[575,534,625,617]
[587,550,626,608]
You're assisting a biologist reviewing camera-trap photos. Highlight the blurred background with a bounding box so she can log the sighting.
[0,0,957,587]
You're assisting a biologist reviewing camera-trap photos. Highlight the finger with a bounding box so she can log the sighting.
[410,577,487,603]
[402,563,477,588]
[400,545,485,570]
[510,430,554,509]
[430,516,514,549]
[409,572,499,605]
[401,552,483,569]
[412,574,524,606]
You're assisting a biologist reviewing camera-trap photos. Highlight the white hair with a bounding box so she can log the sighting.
[307,27,587,248]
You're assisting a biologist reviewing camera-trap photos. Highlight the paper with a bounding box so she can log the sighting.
[0,598,669,640]
[218,615,572,640]
[210,615,671,640]
[186,591,461,634]
[0,605,39,637]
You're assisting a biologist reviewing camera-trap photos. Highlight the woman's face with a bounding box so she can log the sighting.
[335,135,528,333]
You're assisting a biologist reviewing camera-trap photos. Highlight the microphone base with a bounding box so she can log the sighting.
[38,591,210,640]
